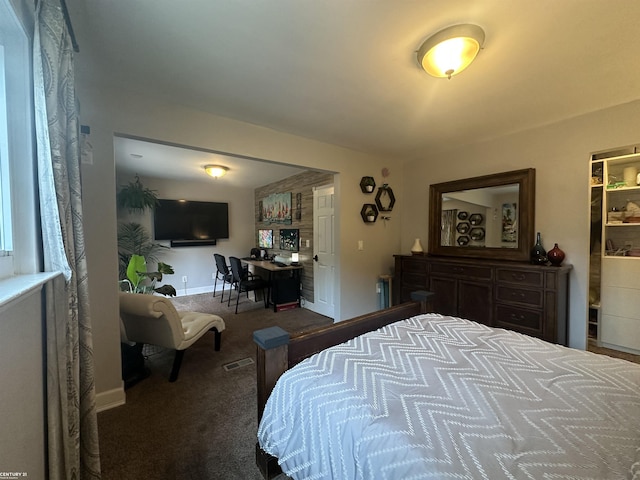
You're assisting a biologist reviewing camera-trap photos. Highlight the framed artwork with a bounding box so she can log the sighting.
[261,192,292,224]
[502,203,517,243]
[295,192,302,220]
[279,228,299,251]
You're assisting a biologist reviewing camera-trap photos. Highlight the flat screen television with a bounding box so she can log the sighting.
[258,229,273,249]
[154,199,229,246]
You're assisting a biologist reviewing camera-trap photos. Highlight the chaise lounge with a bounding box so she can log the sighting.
[119,292,226,382]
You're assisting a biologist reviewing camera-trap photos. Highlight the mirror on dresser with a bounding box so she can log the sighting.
[428,168,536,262]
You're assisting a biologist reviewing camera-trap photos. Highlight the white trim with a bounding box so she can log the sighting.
[96,385,126,413]
[0,271,60,310]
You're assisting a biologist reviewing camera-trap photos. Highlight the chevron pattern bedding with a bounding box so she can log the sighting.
[258,314,640,480]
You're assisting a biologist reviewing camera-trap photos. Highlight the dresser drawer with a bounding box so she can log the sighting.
[495,305,542,334]
[496,268,543,287]
[402,272,427,288]
[401,259,428,274]
[430,263,492,280]
[495,285,543,308]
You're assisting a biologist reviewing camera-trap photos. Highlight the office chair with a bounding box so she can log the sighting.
[228,256,268,313]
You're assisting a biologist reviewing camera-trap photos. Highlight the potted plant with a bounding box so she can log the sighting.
[120,254,177,296]
[361,176,375,193]
[117,174,159,214]
[365,207,376,222]
[117,222,168,279]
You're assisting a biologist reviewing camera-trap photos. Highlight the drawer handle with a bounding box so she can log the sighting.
[511,273,526,281]
[452,267,464,273]
[510,292,526,299]
[510,313,526,321]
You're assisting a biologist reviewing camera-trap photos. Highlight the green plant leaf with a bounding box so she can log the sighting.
[157,262,174,275]
[126,254,147,288]
[154,285,177,297]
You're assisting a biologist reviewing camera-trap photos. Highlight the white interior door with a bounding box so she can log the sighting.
[310,185,335,318]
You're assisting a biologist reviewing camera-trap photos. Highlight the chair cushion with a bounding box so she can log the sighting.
[176,311,226,350]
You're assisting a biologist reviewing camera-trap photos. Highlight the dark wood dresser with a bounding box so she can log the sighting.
[393,254,571,345]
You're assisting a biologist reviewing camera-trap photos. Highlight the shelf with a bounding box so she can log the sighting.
[603,152,640,166]
[605,222,640,227]
[605,185,640,192]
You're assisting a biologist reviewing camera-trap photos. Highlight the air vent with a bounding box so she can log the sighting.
[223,357,254,371]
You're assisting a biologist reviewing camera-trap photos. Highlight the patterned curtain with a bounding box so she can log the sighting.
[33,0,101,478]
[441,209,456,247]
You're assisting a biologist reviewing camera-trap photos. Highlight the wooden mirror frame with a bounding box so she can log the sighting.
[428,168,536,262]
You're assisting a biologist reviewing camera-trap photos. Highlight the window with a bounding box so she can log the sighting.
[0,43,12,255]
[0,0,39,279]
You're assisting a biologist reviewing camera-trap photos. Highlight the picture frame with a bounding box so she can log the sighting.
[279,228,299,251]
[262,192,292,224]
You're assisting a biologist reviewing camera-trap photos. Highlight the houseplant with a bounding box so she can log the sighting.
[117,174,159,214]
[365,207,376,222]
[121,254,176,296]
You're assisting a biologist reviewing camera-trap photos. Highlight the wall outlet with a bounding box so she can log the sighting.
[182,276,188,283]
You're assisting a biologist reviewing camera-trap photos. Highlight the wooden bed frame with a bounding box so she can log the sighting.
[252,292,434,479]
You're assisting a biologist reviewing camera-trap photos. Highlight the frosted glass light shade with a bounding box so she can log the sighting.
[204,165,228,178]
[417,24,484,79]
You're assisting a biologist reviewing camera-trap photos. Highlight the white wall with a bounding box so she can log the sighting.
[117,174,256,296]
[0,284,46,478]
[400,99,640,349]
[76,84,400,403]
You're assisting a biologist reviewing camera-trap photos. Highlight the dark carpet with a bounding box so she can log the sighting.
[98,292,333,480]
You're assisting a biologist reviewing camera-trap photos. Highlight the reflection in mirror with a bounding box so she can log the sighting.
[441,184,519,249]
[428,169,535,262]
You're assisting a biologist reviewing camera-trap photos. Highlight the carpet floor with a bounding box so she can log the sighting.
[98,292,333,480]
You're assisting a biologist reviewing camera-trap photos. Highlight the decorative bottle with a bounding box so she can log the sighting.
[530,232,547,265]
[547,243,565,266]
[411,238,424,255]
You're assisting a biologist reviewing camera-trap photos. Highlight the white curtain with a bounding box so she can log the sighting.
[33,0,101,478]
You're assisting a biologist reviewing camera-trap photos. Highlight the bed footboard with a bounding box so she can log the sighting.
[253,292,434,479]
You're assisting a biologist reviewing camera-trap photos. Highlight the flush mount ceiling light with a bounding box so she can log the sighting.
[204,165,229,178]
[417,24,485,79]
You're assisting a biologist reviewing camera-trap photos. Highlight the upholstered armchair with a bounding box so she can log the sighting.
[119,292,225,382]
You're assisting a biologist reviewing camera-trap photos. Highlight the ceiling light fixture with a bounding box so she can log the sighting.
[204,165,229,178]
[417,24,485,79]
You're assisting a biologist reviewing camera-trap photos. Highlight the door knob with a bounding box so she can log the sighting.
[313,255,318,262]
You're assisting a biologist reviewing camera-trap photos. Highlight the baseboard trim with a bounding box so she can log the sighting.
[174,285,222,297]
[96,385,126,412]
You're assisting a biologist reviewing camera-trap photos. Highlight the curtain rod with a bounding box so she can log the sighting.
[59,0,79,52]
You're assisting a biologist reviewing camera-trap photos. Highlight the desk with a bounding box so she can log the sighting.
[241,259,303,312]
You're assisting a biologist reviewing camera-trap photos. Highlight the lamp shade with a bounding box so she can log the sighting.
[417,24,485,79]
[204,165,228,178]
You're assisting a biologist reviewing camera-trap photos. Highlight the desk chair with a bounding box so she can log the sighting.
[228,256,268,313]
[213,253,233,302]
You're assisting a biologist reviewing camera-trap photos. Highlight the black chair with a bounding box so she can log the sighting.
[228,256,268,313]
[213,254,233,302]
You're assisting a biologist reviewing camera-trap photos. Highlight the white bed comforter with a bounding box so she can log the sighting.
[258,314,640,479]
